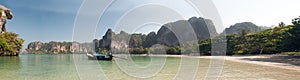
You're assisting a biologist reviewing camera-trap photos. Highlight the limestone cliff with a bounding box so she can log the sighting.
[26,41,92,54]
[156,17,218,47]
[94,17,218,52]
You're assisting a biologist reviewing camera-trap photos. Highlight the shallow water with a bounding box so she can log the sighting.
[0,54,299,80]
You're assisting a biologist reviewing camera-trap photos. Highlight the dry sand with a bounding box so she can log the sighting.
[223,55,300,72]
[135,54,300,72]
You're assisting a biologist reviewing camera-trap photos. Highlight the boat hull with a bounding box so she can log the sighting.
[87,53,113,60]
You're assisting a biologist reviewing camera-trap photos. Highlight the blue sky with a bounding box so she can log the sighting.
[1,0,300,49]
[1,0,83,49]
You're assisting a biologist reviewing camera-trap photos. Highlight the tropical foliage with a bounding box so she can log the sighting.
[0,32,24,56]
[199,16,300,55]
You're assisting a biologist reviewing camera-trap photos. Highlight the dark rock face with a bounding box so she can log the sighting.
[188,17,218,40]
[156,17,218,47]
[100,29,114,50]
[223,22,263,35]
[156,23,183,47]
[143,32,157,48]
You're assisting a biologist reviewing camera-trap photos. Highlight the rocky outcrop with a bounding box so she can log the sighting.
[0,6,23,56]
[94,30,130,53]
[111,31,130,50]
[142,32,157,48]
[156,17,218,47]
[222,22,265,35]
[27,41,43,51]
[99,29,114,50]
[188,17,218,40]
[26,41,92,54]
[94,17,218,51]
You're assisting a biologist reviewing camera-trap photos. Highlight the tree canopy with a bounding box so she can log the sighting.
[0,32,24,56]
[199,16,300,55]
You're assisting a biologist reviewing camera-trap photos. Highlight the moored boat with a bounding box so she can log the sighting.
[86,52,113,60]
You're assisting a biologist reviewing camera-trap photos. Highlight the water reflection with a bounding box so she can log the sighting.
[17,54,78,80]
[0,54,299,80]
[0,56,22,79]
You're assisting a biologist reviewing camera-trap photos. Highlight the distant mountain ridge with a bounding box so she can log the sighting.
[222,22,270,35]
[26,41,92,54]
[26,17,271,54]
[93,17,218,53]
[156,17,218,47]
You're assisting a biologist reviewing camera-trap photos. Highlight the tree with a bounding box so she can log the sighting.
[0,32,24,56]
[292,16,300,25]
[279,22,285,27]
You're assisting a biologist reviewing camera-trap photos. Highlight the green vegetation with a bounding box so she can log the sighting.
[199,16,300,55]
[281,52,300,56]
[166,46,182,55]
[0,32,24,56]
[129,48,148,54]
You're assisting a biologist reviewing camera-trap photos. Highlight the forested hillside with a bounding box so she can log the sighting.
[200,16,300,55]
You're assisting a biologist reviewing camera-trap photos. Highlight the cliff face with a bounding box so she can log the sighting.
[111,31,130,50]
[94,17,218,51]
[156,17,218,46]
[142,32,157,48]
[188,17,218,40]
[93,30,130,53]
[26,42,92,54]
[27,41,43,51]
[100,29,114,50]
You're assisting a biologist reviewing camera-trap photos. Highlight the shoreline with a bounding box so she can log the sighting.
[127,54,300,72]
[224,55,300,72]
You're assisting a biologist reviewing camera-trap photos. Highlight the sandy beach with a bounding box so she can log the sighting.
[128,54,300,72]
[223,55,300,72]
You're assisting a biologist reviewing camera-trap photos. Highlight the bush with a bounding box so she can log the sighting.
[0,32,24,56]
[166,46,181,55]
[129,48,148,54]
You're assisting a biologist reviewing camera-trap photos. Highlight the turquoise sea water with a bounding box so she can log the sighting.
[0,54,299,80]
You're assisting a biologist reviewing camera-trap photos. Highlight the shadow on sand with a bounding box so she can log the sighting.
[242,55,300,66]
